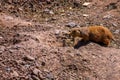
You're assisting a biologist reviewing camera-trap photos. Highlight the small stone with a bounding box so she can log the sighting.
[103,14,112,19]
[11,71,19,77]
[33,68,41,76]
[24,55,35,61]
[0,36,3,39]
[83,2,91,7]
[0,57,2,61]
[5,16,13,20]
[46,0,51,4]
[83,14,89,17]
[114,30,120,34]
[41,61,46,66]
[49,11,54,15]
[55,30,61,35]
[66,22,77,28]
[18,7,23,11]
[112,23,117,27]
[24,64,31,68]
[50,17,57,21]
[46,72,54,80]
[16,60,25,65]
[67,12,73,16]
[44,8,50,12]
[31,75,40,80]
[47,17,56,22]
[5,67,11,72]
[9,49,15,53]
[44,8,54,15]
[0,46,5,53]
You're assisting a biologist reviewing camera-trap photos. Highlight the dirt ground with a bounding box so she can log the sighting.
[0,0,120,80]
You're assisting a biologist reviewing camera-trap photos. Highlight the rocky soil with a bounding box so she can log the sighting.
[0,0,120,80]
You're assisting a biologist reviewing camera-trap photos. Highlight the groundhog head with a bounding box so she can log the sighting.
[69,27,89,37]
[69,28,81,38]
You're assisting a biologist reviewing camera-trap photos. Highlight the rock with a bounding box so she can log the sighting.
[44,8,54,15]
[107,3,117,10]
[4,16,13,21]
[46,72,54,80]
[41,62,46,66]
[0,57,2,61]
[73,0,82,7]
[33,68,41,76]
[24,64,31,68]
[9,49,16,53]
[49,10,54,15]
[44,8,49,12]
[31,75,40,80]
[103,14,112,19]
[16,60,25,65]
[83,14,89,17]
[0,46,5,53]
[67,12,73,16]
[66,22,77,28]
[0,36,3,39]
[5,67,11,72]
[55,30,61,35]
[47,17,57,22]
[44,8,50,13]
[18,7,23,11]
[24,55,35,61]
[11,71,19,77]
[112,23,117,27]
[114,30,120,34]
[46,0,51,4]
[83,2,91,7]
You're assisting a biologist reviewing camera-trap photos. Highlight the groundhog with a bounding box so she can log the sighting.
[69,26,114,46]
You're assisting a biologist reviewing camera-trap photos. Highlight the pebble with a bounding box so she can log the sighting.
[0,46,5,53]
[66,22,77,28]
[44,8,50,12]
[24,64,31,68]
[41,61,46,66]
[103,14,112,19]
[83,14,89,17]
[44,8,54,15]
[67,12,73,16]
[5,67,11,72]
[11,71,19,77]
[9,49,16,53]
[31,75,40,80]
[0,36,3,39]
[18,7,23,11]
[46,72,54,80]
[112,23,117,27]
[4,16,13,20]
[55,30,61,35]
[24,55,35,61]
[83,2,91,7]
[49,10,54,15]
[33,68,41,76]
[114,30,120,34]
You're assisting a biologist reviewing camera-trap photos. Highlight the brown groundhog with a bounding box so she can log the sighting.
[69,26,114,46]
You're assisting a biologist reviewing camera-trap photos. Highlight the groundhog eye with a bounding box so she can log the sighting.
[73,31,76,33]
[107,35,111,39]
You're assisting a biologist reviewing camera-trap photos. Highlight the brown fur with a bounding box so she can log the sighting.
[69,26,114,46]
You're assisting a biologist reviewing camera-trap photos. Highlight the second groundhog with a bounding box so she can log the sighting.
[69,26,114,46]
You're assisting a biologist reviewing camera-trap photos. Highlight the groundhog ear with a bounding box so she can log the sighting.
[72,30,77,33]
[68,30,71,33]
[112,36,115,41]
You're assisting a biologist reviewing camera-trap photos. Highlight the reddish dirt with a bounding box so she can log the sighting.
[0,0,120,80]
